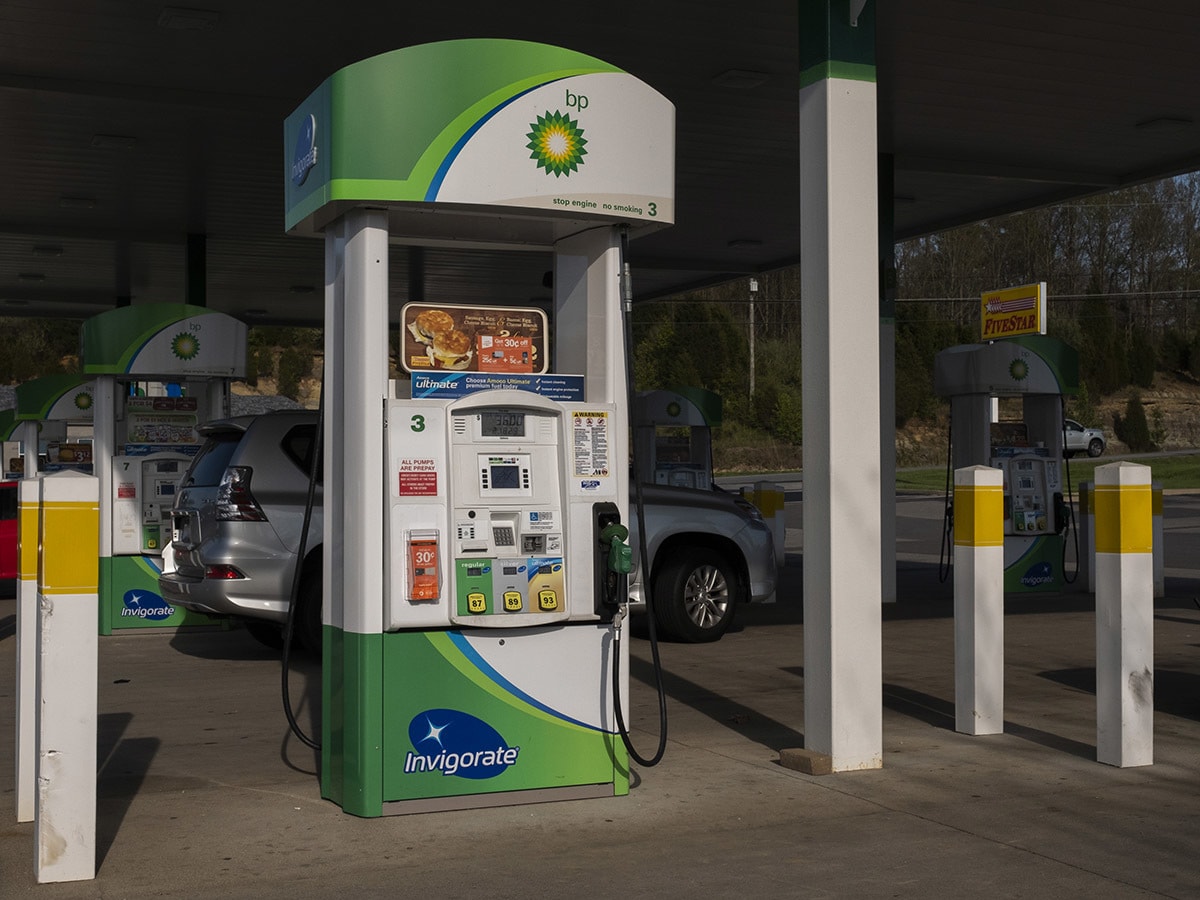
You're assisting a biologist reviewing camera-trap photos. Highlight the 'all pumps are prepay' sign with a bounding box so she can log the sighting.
[981,282,1046,340]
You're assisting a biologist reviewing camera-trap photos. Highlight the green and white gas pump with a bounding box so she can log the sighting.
[934,335,1080,592]
[13,374,97,477]
[81,304,248,633]
[284,39,674,816]
[634,387,722,489]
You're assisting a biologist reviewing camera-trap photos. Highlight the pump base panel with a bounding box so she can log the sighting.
[323,623,629,817]
[100,555,229,634]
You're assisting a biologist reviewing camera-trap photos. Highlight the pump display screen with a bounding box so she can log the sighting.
[481,411,525,437]
[490,464,521,489]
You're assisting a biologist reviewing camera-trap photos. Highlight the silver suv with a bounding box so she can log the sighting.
[159,411,776,648]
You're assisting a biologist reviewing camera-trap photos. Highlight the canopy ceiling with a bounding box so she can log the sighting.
[3,1,1199,324]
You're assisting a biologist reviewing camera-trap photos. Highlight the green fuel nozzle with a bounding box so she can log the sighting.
[600,522,632,574]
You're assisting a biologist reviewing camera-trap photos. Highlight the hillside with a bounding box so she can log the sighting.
[714,371,1200,474]
[894,370,1200,468]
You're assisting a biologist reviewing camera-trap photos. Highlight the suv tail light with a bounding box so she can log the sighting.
[215,466,267,521]
[205,564,246,580]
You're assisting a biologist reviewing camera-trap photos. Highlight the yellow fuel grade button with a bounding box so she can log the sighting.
[537,589,559,611]
[467,592,487,614]
[503,591,523,612]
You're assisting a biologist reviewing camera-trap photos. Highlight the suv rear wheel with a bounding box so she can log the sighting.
[652,548,740,643]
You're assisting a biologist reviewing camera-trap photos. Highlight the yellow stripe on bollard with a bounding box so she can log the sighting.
[954,484,1004,547]
[747,487,785,517]
[19,498,39,581]
[39,500,100,594]
[1093,483,1152,554]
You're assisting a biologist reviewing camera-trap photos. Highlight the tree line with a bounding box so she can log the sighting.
[632,172,1200,446]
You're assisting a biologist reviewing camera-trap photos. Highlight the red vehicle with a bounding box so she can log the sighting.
[0,480,18,581]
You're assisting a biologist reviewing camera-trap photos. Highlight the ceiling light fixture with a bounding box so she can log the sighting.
[1134,116,1193,131]
[59,195,98,209]
[31,244,64,257]
[243,308,268,317]
[91,133,138,150]
[4,299,30,307]
[289,284,315,294]
[728,238,763,248]
[157,6,220,30]
[712,69,770,89]
[17,272,47,282]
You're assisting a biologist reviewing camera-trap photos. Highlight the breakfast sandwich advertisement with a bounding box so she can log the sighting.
[400,303,548,375]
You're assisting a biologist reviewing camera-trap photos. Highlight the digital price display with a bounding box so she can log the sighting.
[481,411,525,438]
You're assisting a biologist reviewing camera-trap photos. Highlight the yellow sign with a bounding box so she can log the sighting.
[981,282,1046,340]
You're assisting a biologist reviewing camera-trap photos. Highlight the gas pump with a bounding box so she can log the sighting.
[81,305,248,633]
[934,335,1079,592]
[633,387,721,488]
[13,374,96,477]
[284,39,674,815]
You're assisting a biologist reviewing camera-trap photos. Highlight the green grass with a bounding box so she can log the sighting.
[896,452,1200,494]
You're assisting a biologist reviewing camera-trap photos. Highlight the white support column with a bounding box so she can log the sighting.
[15,478,39,823]
[327,208,389,639]
[20,420,38,481]
[953,466,1005,735]
[92,376,116,560]
[35,471,100,883]
[795,1,882,772]
[879,154,897,604]
[1094,462,1154,768]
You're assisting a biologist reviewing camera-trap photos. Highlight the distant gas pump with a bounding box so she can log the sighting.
[284,39,674,816]
[82,305,248,633]
[633,387,721,489]
[934,335,1080,592]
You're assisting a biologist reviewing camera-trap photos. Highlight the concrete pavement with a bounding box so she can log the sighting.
[2,495,1199,897]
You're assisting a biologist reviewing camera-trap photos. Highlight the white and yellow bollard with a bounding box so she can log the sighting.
[953,466,1005,736]
[744,481,786,565]
[35,471,100,883]
[15,478,40,823]
[1093,462,1153,768]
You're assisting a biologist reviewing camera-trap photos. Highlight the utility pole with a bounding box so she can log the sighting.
[749,277,758,400]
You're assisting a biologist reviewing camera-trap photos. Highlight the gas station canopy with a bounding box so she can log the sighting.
[3,1,1200,323]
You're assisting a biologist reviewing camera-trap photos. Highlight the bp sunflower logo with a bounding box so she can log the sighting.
[73,391,93,411]
[171,332,200,361]
[1009,358,1029,381]
[526,110,588,177]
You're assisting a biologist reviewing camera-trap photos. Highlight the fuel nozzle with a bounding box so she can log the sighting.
[600,522,633,574]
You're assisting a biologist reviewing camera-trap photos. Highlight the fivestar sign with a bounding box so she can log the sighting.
[981,282,1046,340]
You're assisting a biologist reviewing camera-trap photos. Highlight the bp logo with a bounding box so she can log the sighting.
[526,110,588,177]
[1020,561,1054,588]
[170,332,200,361]
[666,401,682,417]
[121,590,175,621]
[1008,358,1029,381]
[403,709,519,779]
[74,391,93,411]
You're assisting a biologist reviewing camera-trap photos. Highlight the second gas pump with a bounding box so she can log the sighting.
[82,304,248,633]
[284,39,674,815]
[934,335,1081,592]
